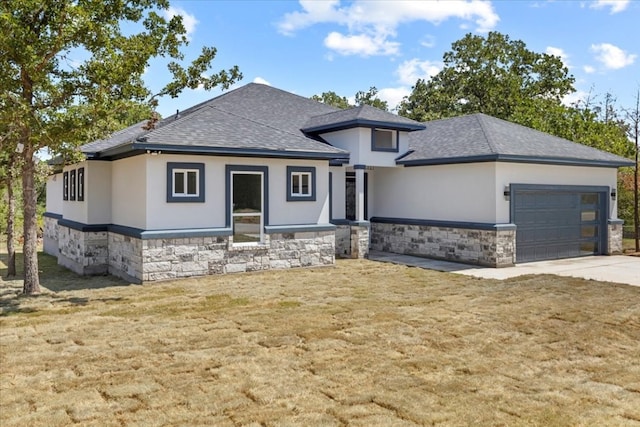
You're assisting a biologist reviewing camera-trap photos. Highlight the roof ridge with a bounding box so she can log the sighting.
[474,113,499,154]
[206,104,332,143]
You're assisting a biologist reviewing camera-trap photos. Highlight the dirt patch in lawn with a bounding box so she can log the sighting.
[1,253,640,426]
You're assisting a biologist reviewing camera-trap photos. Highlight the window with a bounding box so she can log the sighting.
[70,170,76,201]
[166,162,205,202]
[226,165,269,245]
[372,128,398,152]
[63,171,69,201]
[286,166,316,201]
[77,168,85,201]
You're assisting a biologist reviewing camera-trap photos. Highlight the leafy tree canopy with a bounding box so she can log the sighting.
[311,87,388,111]
[0,0,242,294]
[398,31,574,121]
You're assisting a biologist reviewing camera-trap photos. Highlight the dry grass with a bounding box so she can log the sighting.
[1,251,640,426]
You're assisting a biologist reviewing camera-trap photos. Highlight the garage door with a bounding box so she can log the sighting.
[512,185,607,263]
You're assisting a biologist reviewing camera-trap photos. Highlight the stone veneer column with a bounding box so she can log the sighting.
[607,219,624,254]
[350,223,370,259]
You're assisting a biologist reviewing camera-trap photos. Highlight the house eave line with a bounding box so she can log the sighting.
[397,154,634,168]
[131,142,351,161]
[303,119,426,134]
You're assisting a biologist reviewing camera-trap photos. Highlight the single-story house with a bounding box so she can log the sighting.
[43,83,633,282]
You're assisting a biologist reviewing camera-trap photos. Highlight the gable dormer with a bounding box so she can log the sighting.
[302,105,425,167]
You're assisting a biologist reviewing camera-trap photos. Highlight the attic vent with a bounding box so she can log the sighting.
[175,109,180,120]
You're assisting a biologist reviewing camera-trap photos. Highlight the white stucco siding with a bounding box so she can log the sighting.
[495,162,619,223]
[321,128,361,162]
[61,163,88,223]
[144,155,330,230]
[86,161,112,224]
[45,173,63,215]
[268,159,330,225]
[145,154,224,230]
[111,156,147,229]
[321,128,410,167]
[371,163,498,223]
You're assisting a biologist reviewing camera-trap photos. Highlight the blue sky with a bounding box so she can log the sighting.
[146,0,639,119]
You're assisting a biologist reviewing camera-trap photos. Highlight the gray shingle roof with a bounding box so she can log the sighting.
[82,83,348,159]
[400,113,634,167]
[302,104,425,133]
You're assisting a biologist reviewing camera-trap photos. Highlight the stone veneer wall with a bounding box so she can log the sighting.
[109,233,143,282]
[607,220,623,255]
[370,222,515,267]
[57,225,109,275]
[108,230,336,283]
[43,216,59,257]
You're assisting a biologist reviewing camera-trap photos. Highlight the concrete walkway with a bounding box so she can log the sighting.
[368,250,640,287]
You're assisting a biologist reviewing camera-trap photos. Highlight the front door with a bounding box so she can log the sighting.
[345,172,368,221]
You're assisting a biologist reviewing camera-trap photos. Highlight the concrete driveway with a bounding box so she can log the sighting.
[368,251,640,287]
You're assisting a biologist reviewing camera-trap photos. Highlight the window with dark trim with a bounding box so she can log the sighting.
[63,171,69,201]
[77,167,85,201]
[371,128,399,152]
[286,166,316,201]
[166,162,205,202]
[70,170,76,201]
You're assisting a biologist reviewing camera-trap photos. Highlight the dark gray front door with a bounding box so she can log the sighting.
[512,186,607,263]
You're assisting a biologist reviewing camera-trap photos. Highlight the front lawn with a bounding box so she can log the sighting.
[1,251,639,426]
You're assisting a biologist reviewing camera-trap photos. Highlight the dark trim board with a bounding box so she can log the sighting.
[43,212,63,219]
[370,217,517,231]
[397,154,633,168]
[286,166,317,202]
[166,162,206,203]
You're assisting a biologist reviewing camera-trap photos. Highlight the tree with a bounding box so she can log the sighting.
[0,0,242,294]
[312,87,389,111]
[355,87,388,111]
[311,91,351,109]
[625,89,639,251]
[398,32,575,121]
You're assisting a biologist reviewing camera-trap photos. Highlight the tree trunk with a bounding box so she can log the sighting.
[6,172,17,277]
[635,141,639,252]
[21,146,40,295]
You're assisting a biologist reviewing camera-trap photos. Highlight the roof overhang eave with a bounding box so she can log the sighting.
[132,142,350,161]
[303,119,426,134]
[397,154,635,168]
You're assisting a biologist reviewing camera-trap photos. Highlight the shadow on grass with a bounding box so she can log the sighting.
[1,250,134,316]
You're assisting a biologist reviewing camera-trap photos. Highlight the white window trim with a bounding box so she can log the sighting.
[172,168,200,198]
[290,171,312,197]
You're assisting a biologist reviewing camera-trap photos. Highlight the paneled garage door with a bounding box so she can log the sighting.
[512,185,608,263]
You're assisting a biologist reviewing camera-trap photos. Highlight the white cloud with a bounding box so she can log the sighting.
[589,0,629,14]
[562,90,591,107]
[164,6,198,39]
[583,65,596,74]
[324,32,400,56]
[278,1,499,56]
[253,77,271,86]
[545,46,571,68]
[377,87,411,110]
[396,59,443,86]
[591,43,637,69]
